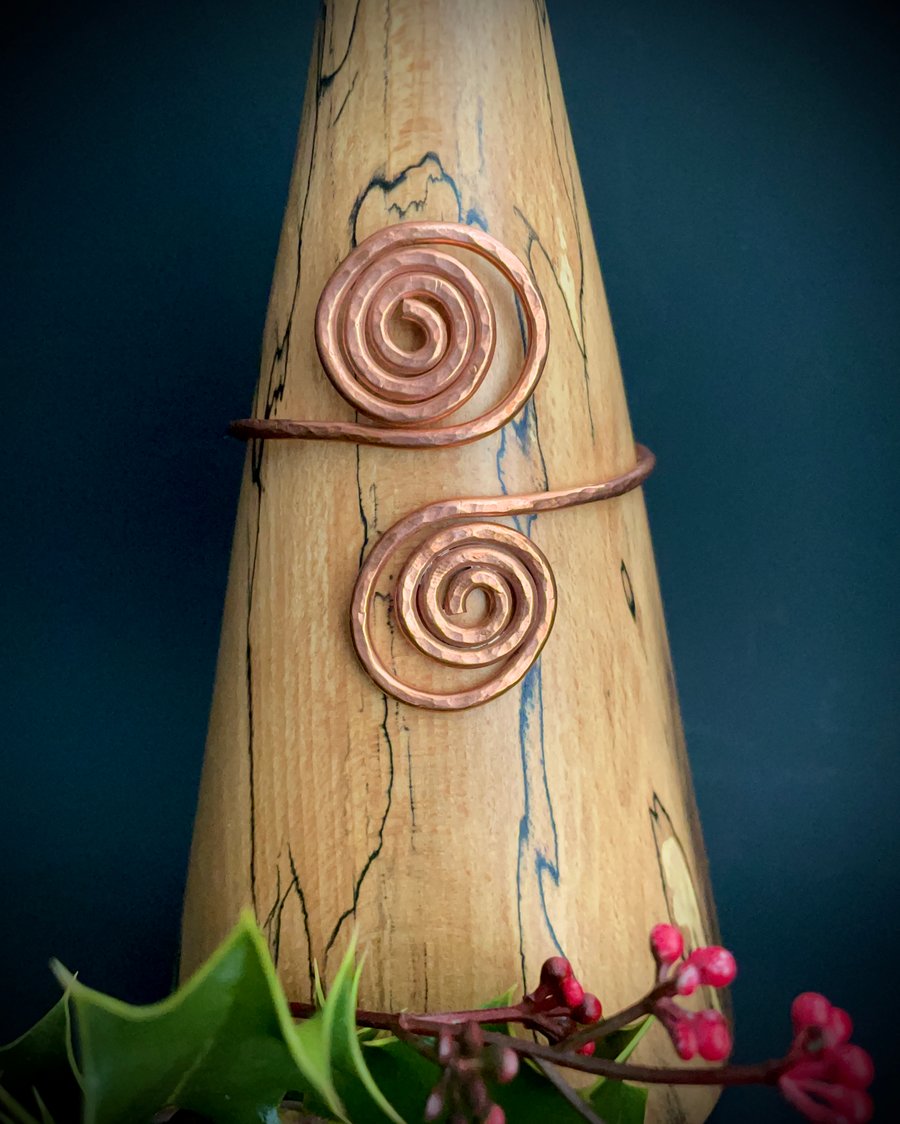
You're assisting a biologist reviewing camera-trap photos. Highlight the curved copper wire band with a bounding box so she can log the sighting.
[229,221,548,448]
[351,443,655,711]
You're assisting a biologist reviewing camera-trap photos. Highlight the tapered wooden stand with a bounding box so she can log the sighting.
[182,2,721,1118]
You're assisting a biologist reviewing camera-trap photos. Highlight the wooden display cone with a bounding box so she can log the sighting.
[182,2,720,1118]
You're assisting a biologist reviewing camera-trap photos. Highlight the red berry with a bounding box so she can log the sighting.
[688,946,737,988]
[573,992,603,1024]
[791,992,832,1033]
[576,1041,596,1057]
[650,923,685,965]
[483,1107,506,1124]
[694,1009,732,1062]
[831,1043,875,1090]
[783,1057,829,1083]
[560,976,585,1008]
[847,1090,874,1124]
[672,1016,697,1060]
[818,1085,874,1124]
[675,962,701,996]
[437,1028,455,1064]
[847,1091,874,1124]
[540,956,572,987]
[424,1091,446,1121]
[825,1005,853,1046]
[491,1046,520,1085]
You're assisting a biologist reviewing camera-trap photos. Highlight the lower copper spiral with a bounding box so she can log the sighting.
[230,222,548,448]
[351,444,656,710]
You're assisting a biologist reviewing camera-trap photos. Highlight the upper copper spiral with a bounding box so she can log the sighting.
[230,222,549,447]
[317,242,495,425]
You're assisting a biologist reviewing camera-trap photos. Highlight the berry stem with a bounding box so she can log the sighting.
[482,1031,786,1087]
[289,1000,570,1032]
[289,998,787,1090]
[554,982,672,1052]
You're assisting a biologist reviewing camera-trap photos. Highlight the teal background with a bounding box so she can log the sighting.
[2,2,897,1120]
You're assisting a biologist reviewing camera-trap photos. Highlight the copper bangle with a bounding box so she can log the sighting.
[231,220,655,709]
[351,444,655,710]
[229,221,548,447]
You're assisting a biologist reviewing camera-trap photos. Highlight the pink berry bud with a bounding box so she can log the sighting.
[694,1009,732,1061]
[424,1091,445,1121]
[781,1057,829,1084]
[825,1005,853,1047]
[832,1043,874,1090]
[791,992,832,1033]
[560,976,585,1009]
[437,1028,455,1064]
[818,1085,874,1124]
[576,1041,596,1057]
[540,956,572,987]
[846,1090,874,1124]
[483,1107,506,1124]
[491,1046,520,1085]
[650,923,684,965]
[671,1016,697,1060]
[573,992,603,1024]
[675,962,701,996]
[688,946,737,988]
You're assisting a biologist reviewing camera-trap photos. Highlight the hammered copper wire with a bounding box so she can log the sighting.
[229,221,548,447]
[227,221,654,709]
[351,444,656,711]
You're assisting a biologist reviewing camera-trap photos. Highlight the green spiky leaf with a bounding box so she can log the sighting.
[588,1078,648,1123]
[324,943,404,1123]
[594,1015,653,1063]
[56,911,343,1124]
[583,1016,653,1124]
[0,994,79,1124]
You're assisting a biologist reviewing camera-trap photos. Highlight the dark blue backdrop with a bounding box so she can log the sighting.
[2,2,897,1121]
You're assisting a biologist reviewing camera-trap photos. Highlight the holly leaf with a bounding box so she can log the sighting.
[55,910,344,1124]
[360,1038,439,1123]
[479,986,518,1034]
[583,1016,652,1124]
[482,986,517,1009]
[324,942,404,1123]
[0,993,80,1124]
[594,1015,653,1062]
[493,1060,608,1123]
[588,1079,648,1124]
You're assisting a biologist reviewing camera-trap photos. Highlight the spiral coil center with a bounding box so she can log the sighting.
[327,249,496,425]
[396,523,555,670]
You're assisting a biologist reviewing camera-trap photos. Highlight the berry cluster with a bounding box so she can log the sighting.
[649,923,736,1062]
[778,993,874,1124]
[424,1021,519,1124]
[524,955,603,1055]
[404,930,875,1123]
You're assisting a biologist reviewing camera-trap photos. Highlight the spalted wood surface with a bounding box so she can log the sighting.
[182,1,720,1118]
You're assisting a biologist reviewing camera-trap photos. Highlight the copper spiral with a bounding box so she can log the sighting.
[230,222,548,447]
[351,444,656,710]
